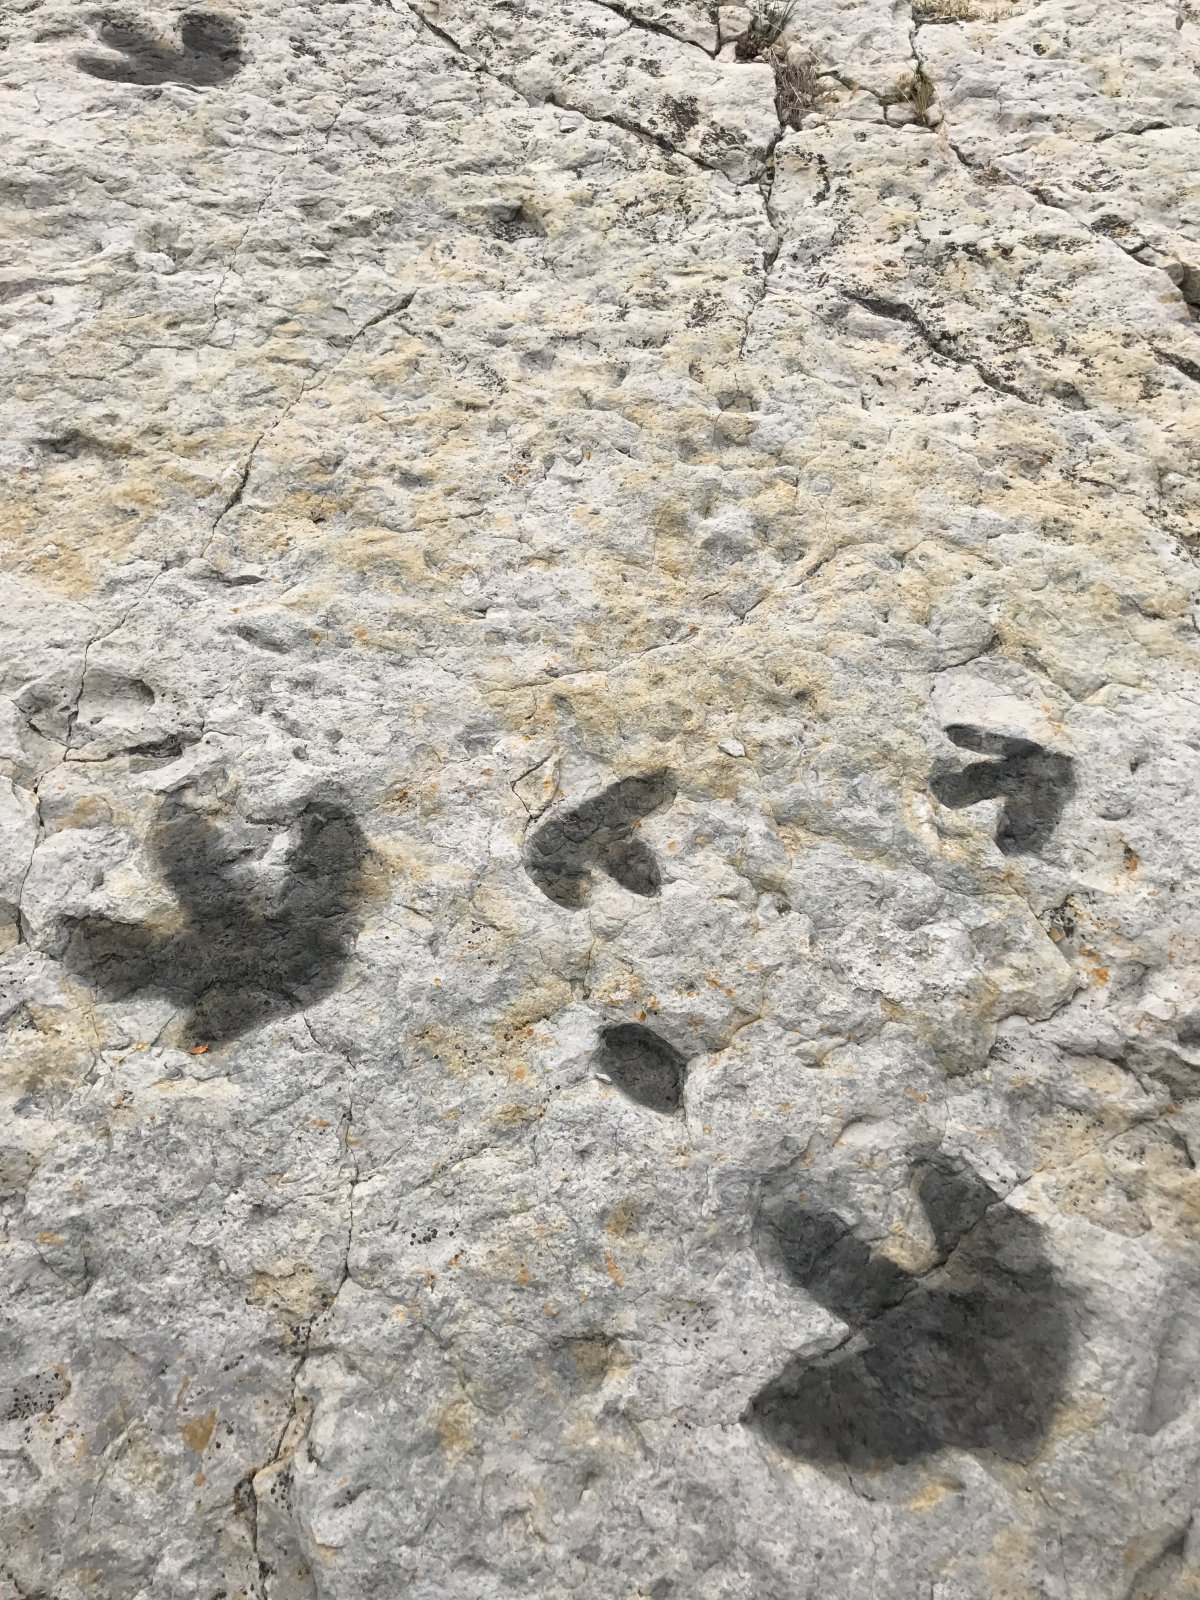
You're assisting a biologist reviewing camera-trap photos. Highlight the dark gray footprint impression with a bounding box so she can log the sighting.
[746,1154,1075,1469]
[930,725,1074,855]
[76,11,244,86]
[596,1023,689,1114]
[61,790,366,1044]
[525,772,676,909]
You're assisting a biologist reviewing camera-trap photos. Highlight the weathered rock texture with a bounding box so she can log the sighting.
[2,0,1199,1595]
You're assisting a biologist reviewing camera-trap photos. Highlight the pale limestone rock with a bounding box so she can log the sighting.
[1,0,1200,1596]
[0,779,38,952]
[918,0,1200,307]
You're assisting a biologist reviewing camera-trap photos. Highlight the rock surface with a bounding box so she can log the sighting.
[1,0,1200,1595]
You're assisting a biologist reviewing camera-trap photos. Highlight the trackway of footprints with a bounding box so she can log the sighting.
[58,725,1076,1469]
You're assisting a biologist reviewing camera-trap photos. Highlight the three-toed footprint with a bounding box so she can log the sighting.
[525,770,676,909]
[745,1151,1074,1468]
[61,788,365,1044]
[931,725,1075,856]
[76,11,244,87]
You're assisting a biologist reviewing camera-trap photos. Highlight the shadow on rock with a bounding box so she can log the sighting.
[746,1154,1075,1469]
[930,725,1074,856]
[525,771,676,909]
[61,789,366,1044]
[594,1022,689,1114]
[76,11,244,87]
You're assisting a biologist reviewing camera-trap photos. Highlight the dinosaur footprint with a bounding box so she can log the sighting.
[930,724,1075,855]
[524,771,676,909]
[595,1022,690,1115]
[76,11,244,87]
[746,1153,1075,1468]
[60,790,366,1044]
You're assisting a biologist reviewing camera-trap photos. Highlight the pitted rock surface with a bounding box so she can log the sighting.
[2,1,1199,1597]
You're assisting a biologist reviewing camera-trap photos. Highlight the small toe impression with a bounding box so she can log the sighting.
[595,1023,688,1115]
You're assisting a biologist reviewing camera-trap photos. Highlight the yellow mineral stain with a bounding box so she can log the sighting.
[180,1409,217,1454]
[906,1478,959,1514]
[494,1099,541,1129]
[603,1251,626,1287]
[437,1401,473,1456]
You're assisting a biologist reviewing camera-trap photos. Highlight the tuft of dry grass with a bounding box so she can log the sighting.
[734,0,831,129]
[895,66,937,119]
[772,50,829,128]
[736,0,798,61]
[913,0,975,20]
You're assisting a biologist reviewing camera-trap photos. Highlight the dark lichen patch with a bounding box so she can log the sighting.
[489,203,544,242]
[36,428,127,460]
[76,10,244,86]
[664,95,699,134]
[0,1368,70,1422]
[60,788,366,1044]
[525,771,676,908]
[930,725,1075,855]
[747,1155,1075,1469]
[595,1022,688,1114]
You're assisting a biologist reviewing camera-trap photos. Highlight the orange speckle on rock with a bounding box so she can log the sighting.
[515,1263,532,1287]
[188,1043,209,1055]
[603,1251,626,1287]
